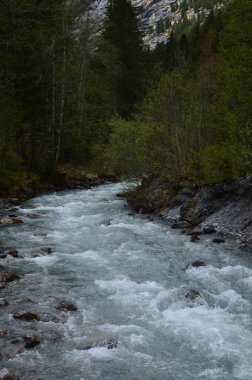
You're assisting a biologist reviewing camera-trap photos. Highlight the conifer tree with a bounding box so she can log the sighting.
[103,0,145,117]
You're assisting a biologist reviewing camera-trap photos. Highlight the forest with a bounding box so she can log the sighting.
[0,0,251,195]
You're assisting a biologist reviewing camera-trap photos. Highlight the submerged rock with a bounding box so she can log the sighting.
[0,368,18,380]
[56,300,77,312]
[13,311,39,321]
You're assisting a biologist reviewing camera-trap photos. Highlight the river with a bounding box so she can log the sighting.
[0,183,252,379]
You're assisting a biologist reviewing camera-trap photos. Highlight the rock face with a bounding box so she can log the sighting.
[126,176,252,246]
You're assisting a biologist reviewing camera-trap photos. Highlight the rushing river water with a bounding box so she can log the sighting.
[1,183,252,380]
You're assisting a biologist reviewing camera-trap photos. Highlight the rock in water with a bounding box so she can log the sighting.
[212,238,225,244]
[190,235,200,242]
[56,300,77,312]
[13,311,39,321]
[23,335,40,349]
[186,260,205,269]
[171,221,192,229]
[0,298,8,307]
[0,271,20,283]
[106,337,118,349]
[185,289,201,302]
[203,225,216,234]
[0,368,17,380]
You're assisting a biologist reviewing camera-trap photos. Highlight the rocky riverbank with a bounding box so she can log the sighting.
[124,176,252,251]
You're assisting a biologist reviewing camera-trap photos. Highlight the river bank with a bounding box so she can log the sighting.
[123,176,252,251]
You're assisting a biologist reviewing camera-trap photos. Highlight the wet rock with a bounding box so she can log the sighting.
[13,311,39,321]
[6,250,23,259]
[0,271,20,283]
[171,220,192,229]
[146,216,154,221]
[185,289,201,302]
[203,225,216,234]
[106,337,119,349]
[10,218,23,225]
[0,368,18,380]
[39,247,53,255]
[239,244,252,253]
[186,228,204,236]
[56,300,77,312]
[186,260,205,269]
[32,247,53,257]
[23,334,40,349]
[190,235,200,242]
[0,329,10,337]
[212,238,225,244]
[0,298,8,307]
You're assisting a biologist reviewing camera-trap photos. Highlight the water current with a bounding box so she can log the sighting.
[0,183,252,380]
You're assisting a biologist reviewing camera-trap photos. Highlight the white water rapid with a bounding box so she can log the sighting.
[0,183,252,379]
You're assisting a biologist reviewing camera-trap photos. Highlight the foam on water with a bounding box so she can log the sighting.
[0,182,252,379]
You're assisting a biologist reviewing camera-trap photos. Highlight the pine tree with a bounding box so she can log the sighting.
[102,0,145,117]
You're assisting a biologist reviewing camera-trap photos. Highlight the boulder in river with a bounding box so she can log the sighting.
[13,311,39,321]
[0,368,18,380]
[185,289,201,302]
[23,334,40,349]
[186,260,206,269]
[0,271,20,283]
[56,299,77,312]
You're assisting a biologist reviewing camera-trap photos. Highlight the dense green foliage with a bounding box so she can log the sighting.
[105,0,252,183]
[0,0,117,194]
[0,0,250,194]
